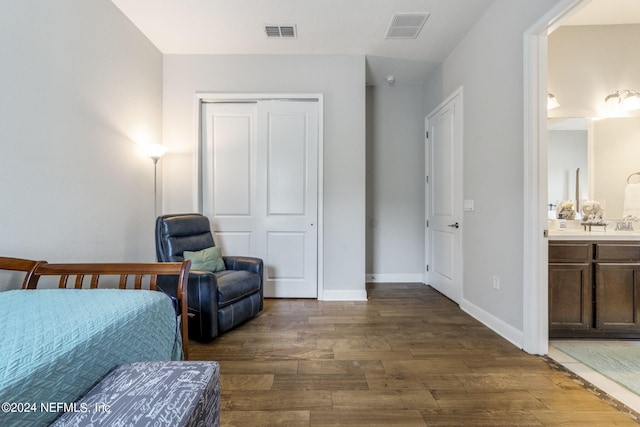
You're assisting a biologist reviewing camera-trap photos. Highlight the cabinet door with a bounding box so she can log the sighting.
[549,263,592,332]
[595,263,640,331]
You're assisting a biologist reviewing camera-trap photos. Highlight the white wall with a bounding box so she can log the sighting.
[548,25,640,219]
[593,118,640,219]
[423,0,562,342]
[548,24,640,119]
[0,0,163,290]
[162,54,367,298]
[366,85,425,282]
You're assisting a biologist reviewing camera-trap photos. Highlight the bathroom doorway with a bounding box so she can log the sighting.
[526,0,640,413]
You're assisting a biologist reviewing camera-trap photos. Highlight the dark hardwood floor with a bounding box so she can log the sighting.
[190,283,639,426]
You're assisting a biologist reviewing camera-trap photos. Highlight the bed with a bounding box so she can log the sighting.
[0,256,190,426]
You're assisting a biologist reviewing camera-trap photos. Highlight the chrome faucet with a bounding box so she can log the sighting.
[616,216,637,231]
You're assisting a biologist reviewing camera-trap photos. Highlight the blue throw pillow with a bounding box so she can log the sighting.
[183,247,226,272]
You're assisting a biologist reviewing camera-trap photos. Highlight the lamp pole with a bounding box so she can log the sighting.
[152,156,160,219]
[141,143,167,220]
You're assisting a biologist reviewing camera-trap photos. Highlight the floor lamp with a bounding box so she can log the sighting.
[142,144,168,219]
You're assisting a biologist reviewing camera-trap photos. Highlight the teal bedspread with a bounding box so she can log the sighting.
[0,289,181,426]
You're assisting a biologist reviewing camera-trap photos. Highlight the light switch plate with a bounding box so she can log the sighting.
[464,199,475,211]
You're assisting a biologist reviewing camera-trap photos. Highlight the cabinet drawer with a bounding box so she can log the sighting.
[595,244,640,261]
[549,242,591,262]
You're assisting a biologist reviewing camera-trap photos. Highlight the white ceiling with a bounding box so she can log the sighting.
[108,0,640,86]
[109,0,495,86]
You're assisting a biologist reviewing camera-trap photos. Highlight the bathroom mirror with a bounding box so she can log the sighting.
[548,116,640,220]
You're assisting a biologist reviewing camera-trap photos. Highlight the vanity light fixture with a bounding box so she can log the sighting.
[547,93,560,110]
[604,89,640,111]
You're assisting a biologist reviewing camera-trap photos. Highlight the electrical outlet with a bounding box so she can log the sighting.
[492,276,500,290]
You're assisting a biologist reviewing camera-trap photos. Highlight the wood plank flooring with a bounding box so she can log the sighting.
[190,283,639,426]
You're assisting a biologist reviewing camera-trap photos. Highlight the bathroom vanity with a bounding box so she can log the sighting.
[549,229,640,338]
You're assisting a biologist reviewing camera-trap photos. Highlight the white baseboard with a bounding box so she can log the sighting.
[321,289,368,301]
[460,297,524,349]
[365,273,425,283]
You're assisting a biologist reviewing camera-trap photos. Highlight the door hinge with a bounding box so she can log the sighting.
[426,220,429,228]
[426,131,429,139]
[426,264,429,272]
[543,229,548,238]
[426,175,429,184]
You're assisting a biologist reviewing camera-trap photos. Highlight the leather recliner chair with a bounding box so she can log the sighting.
[155,213,263,342]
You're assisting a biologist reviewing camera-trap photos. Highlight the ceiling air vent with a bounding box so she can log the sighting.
[265,25,297,38]
[385,13,430,39]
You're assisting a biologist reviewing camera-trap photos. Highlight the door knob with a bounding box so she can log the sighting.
[448,222,460,229]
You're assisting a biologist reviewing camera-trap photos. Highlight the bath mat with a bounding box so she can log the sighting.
[555,342,640,396]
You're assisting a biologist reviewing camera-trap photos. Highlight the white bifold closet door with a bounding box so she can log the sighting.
[202,100,318,298]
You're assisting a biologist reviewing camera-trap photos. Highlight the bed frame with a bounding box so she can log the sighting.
[0,256,191,359]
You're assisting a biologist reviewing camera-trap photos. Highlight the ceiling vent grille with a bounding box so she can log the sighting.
[265,25,297,38]
[385,13,430,39]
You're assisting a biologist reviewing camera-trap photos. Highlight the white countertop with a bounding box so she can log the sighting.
[549,231,640,240]
[549,221,640,241]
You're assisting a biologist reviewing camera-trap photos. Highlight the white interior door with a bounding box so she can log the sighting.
[202,100,318,298]
[257,101,318,298]
[202,102,258,258]
[426,90,463,304]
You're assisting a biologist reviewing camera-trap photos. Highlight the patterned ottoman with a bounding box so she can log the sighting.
[51,361,220,427]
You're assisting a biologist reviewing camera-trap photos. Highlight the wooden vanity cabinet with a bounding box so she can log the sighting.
[549,240,640,338]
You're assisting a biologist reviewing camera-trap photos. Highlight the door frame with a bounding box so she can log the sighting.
[192,92,325,299]
[523,0,588,354]
[425,86,464,303]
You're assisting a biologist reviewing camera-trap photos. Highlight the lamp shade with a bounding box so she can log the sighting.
[622,92,640,110]
[139,143,168,160]
[547,93,560,110]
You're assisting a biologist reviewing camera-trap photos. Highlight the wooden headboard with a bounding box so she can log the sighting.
[0,256,47,288]
[0,256,191,359]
